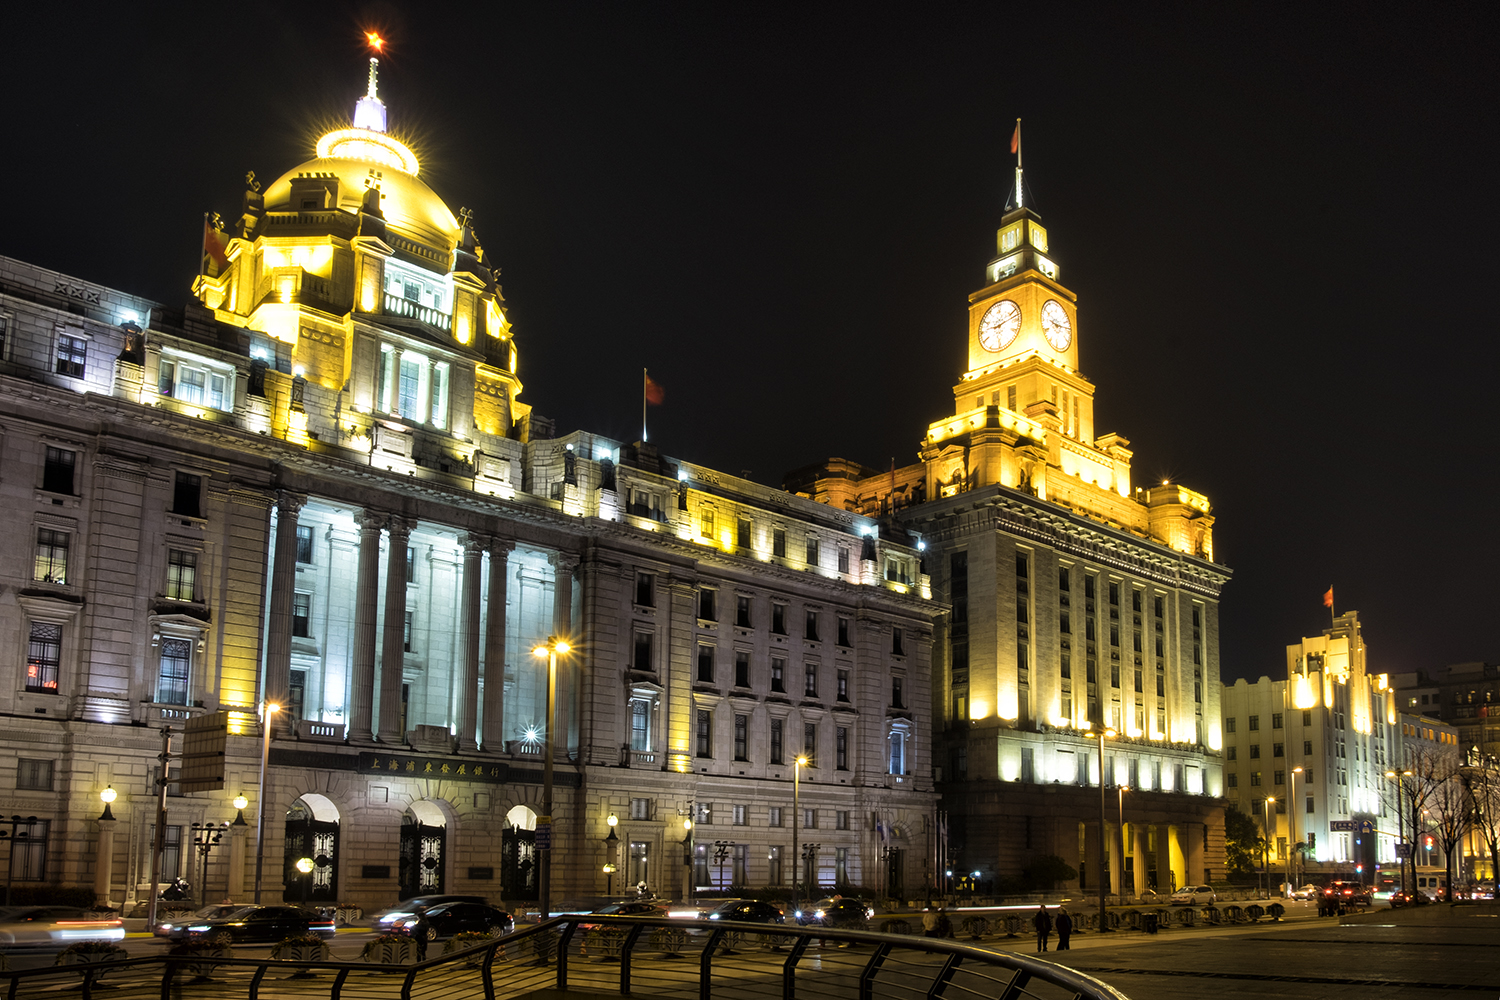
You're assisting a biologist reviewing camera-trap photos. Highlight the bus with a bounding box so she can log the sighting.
[1374,865,1447,900]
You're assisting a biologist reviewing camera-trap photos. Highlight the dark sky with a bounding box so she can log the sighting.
[3,3,1496,684]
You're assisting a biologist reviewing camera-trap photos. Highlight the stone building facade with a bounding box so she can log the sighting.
[785,197,1230,894]
[0,62,935,910]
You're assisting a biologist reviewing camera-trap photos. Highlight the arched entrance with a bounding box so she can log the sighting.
[283,793,340,905]
[501,805,538,901]
[399,801,448,900]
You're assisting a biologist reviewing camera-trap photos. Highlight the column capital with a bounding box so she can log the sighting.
[462,533,487,556]
[356,509,386,532]
[387,516,415,541]
[276,491,308,517]
[488,535,517,558]
[548,549,581,574]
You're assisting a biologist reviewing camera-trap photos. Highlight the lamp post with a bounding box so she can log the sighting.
[0,815,40,906]
[253,702,279,903]
[1096,727,1117,932]
[713,841,733,891]
[1385,769,1412,895]
[682,817,695,903]
[531,636,571,920]
[295,857,314,906]
[1286,766,1303,897]
[792,755,809,912]
[190,821,229,907]
[604,814,619,896]
[802,843,822,900]
[95,789,118,908]
[1117,785,1130,898]
[1262,797,1276,898]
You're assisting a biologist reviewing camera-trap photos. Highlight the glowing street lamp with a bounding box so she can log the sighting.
[1286,766,1303,897]
[604,814,619,896]
[532,636,571,919]
[793,755,810,910]
[253,702,279,903]
[1263,797,1276,897]
[296,856,314,906]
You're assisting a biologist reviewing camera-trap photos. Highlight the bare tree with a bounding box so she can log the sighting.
[1412,744,1468,899]
[1462,749,1500,891]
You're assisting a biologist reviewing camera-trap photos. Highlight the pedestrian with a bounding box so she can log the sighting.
[1033,904,1052,953]
[922,907,941,937]
[409,906,431,961]
[937,906,954,939]
[1054,908,1072,950]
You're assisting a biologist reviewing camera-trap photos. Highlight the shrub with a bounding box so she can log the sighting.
[650,926,687,956]
[361,933,417,964]
[271,933,331,960]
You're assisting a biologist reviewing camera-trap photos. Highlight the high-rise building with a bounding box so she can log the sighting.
[0,59,935,909]
[786,192,1230,893]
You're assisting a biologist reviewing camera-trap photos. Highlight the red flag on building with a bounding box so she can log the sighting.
[1010,122,1020,155]
[202,217,229,271]
[1322,587,1334,608]
[644,372,665,405]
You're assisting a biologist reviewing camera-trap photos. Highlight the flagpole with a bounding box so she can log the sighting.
[1014,118,1023,209]
[642,368,648,443]
[199,211,208,279]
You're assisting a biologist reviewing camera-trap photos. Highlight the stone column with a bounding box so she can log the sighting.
[457,534,485,750]
[349,510,384,743]
[1133,824,1148,896]
[228,821,248,900]
[548,551,580,757]
[377,518,413,742]
[1107,822,1122,895]
[1156,824,1177,892]
[481,537,515,751]
[265,492,305,729]
[1187,821,1206,885]
[94,817,116,906]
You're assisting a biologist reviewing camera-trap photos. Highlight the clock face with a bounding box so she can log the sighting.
[977,300,1022,352]
[1041,299,1072,351]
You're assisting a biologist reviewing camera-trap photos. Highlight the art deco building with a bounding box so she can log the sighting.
[785,196,1230,893]
[0,61,936,909]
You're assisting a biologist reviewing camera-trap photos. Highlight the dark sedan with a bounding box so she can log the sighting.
[704,899,785,924]
[389,902,513,941]
[167,905,335,944]
[793,898,873,927]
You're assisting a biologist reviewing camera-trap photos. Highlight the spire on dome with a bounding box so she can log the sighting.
[353,35,388,133]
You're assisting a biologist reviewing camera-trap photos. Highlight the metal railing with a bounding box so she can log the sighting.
[1,916,1132,1000]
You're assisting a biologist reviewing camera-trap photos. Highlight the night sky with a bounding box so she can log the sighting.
[3,4,1496,684]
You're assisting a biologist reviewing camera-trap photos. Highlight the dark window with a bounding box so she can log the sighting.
[635,631,653,671]
[892,628,904,655]
[804,663,818,697]
[1272,712,1284,729]
[836,726,848,770]
[771,657,785,692]
[1302,710,1312,726]
[696,709,712,757]
[1249,715,1260,731]
[838,617,850,646]
[166,549,196,601]
[295,525,314,563]
[1304,740,1313,754]
[42,447,75,495]
[806,536,820,565]
[735,650,750,688]
[292,592,311,637]
[1084,575,1096,600]
[1154,596,1164,619]
[1273,742,1285,757]
[406,546,416,581]
[172,472,202,518]
[772,529,786,558]
[1061,653,1071,679]
[156,637,192,705]
[1134,669,1143,693]
[404,611,414,652]
[34,529,68,585]
[1109,582,1120,605]
[1060,611,1070,634]
[635,572,654,607]
[734,714,748,760]
[1250,745,1261,759]
[1226,717,1236,733]
[55,334,87,377]
[697,644,715,683]
[803,722,816,761]
[737,517,752,549]
[736,595,752,628]
[1059,567,1070,591]
[805,611,819,641]
[17,759,53,790]
[837,669,849,701]
[837,547,849,574]
[1193,606,1202,628]
[26,622,62,693]
[1132,590,1142,612]
[770,718,784,763]
[699,588,717,621]
[772,604,787,635]
[1110,624,1119,646]
[892,676,904,708]
[7,818,48,881]
[1016,554,1029,578]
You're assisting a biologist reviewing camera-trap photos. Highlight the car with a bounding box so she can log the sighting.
[703,899,785,925]
[1387,890,1428,908]
[792,897,874,926]
[373,894,487,932]
[385,901,513,941]
[579,900,671,929]
[1290,884,1318,901]
[0,907,125,949]
[154,904,246,938]
[1168,885,1217,905]
[1317,881,1371,914]
[166,905,335,944]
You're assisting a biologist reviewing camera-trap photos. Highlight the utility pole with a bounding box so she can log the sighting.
[144,727,174,930]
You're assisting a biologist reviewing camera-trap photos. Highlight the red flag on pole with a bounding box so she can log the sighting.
[203,218,229,271]
[1322,587,1334,608]
[1009,122,1020,155]
[644,373,665,405]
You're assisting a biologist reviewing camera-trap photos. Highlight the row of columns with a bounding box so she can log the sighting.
[264,491,577,749]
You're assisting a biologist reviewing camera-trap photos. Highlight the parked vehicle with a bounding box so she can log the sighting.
[0,907,125,949]
[1168,885,1217,905]
[1317,881,1371,914]
[164,905,335,944]
[1387,890,1427,908]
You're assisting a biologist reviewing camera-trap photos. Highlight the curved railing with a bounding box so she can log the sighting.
[0,915,1133,1000]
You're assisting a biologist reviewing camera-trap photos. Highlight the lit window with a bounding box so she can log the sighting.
[166,549,197,602]
[34,529,68,585]
[156,638,192,705]
[26,622,62,693]
[17,759,54,790]
[158,352,232,411]
[55,334,87,378]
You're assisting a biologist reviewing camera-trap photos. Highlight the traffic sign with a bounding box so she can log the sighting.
[1395,843,1411,859]
[536,816,552,850]
[1359,820,1374,835]
[1330,820,1354,831]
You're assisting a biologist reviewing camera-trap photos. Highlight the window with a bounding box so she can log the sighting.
[1248,715,1260,731]
[1303,740,1313,755]
[803,722,817,761]
[804,663,818,697]
[696,709,712,757]
[406,547,416,580]
[26,622,62,693]
[699,588,717,621]
[737,517,752,549]
[734,651,750,688]
[697,644,715,683]
[7,818,47,882]
[892,627,905,655]
[1304,768,1315,784]
[769,807,783,827]
[889,729,907,775]
[892,676,904,708]
[403,611,415,653]
[158,354,231,410]
[1226,717,1236,733]
[295,525,314,563]
[771,657,786,693]
[1275,770,1285,785]
[55,333,87,377]
[635,630,654,671]
[805,611,819,641]
[1273,742,1285,757]
[1272,713,1284,729]
[837,669,849,702]
[768,845,784,884]
[1227,746,1237,761]
[736,596,752,628]
[630,798,651,820]
[837,547,849,574]
[772,529,786,558]
[33,529,68,585]
[635,572,655,607]
[156,637,192,705]
[836,810,850,831]
[734,714,748,760]
[629,696,653,751]
[771,603,787,634]
[17,759,53,790]
[836,725,848,770]
[292,592,311,637]
[1250,771,1262,787]
[42,447,76,495]
[770,718,784,764]
[172,472,202,518]
[732,804,747,826]
[700,507,715,538]
[1307,797,1315,814]
[806,536,820,566]
[1302,710,1312,726]
[837,617,851,646]
[803,808,817,829]
[166,549,197,602]
[1227,773,1238,788]
[1250,745,1261,758]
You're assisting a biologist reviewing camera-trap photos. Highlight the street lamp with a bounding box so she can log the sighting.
[1385,769,1413,895]
[253,701,279,903]
[793,755,810,911]
[190,821,229,907]
[531,636,571,920]
[604,814,619,896]
[295,857,314,906]
[1286,766,1303,897]
[713,841,734,891]
[1262,797,1276,898]
[682,817,695,903]
[1096,727,1117,932]
[99,787,117,822]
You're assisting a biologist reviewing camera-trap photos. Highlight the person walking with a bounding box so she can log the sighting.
[1033,904,1052,953]
[922,907,941,937]
[937,906,954,939]
[1054,908,1073,950]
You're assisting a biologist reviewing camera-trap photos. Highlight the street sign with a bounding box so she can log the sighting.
[179,712,229,792]
[1395,843,1411,859]
[536,816,552,850]
[1330,820,1354,831]
[1359,820,1374,835]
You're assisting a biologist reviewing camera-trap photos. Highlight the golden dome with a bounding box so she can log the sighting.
[262,153,460,251]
